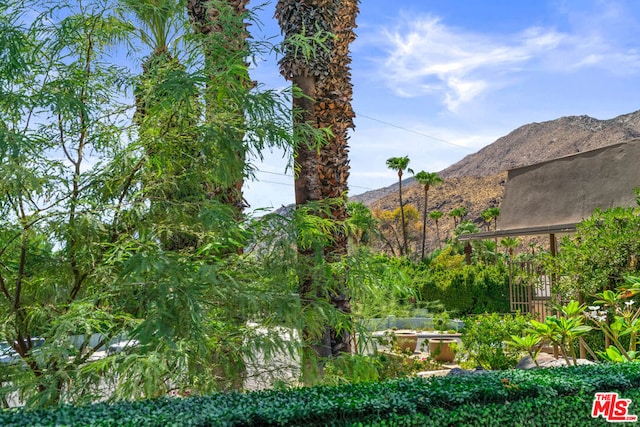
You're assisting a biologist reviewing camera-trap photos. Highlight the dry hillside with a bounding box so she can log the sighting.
[440,110,640,178]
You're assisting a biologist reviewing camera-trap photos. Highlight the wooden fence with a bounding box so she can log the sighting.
[508,261,554,321]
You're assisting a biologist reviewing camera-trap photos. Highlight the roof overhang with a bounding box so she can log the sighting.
[457,223,577,242]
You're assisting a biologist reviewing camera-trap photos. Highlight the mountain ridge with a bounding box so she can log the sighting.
[352,110,640,206]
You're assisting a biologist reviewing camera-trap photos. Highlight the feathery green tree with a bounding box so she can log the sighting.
[0,0,328,405]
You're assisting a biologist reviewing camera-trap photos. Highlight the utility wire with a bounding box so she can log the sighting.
[259,82,471,150]
[254,169,374,190]
[357,113,473,151]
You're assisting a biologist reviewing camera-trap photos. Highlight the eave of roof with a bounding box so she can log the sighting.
[457,222,577,242]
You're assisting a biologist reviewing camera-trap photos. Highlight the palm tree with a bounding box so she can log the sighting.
[454,220,478,264]
[454,220,479,238]
[123,0,203,251]
[500,237,521,259]
[386,156,412,256]
[276,0,360,371]
[481,206,501,263]
[187,0,251,217]
[429,210,444,249]
[481,207,500,231]
[448,206,467,228]
[185,0,252,390]
[124,0,184,124]
[480,209,493,231]
[414,170,443,260]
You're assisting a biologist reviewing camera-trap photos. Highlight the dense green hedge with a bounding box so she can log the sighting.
[2,363,640,426]
[418,263,510,315]
[356,389,640,426]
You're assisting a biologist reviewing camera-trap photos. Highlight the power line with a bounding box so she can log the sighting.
[260,82,471,151]
[254,179,292,187]
[357,113,473,151]
[253,169,374,190]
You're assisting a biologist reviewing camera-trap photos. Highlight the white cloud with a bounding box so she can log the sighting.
[377,7,640,111]
[443,77,487,111]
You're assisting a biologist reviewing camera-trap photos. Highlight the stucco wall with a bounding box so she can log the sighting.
[498,139,640,230]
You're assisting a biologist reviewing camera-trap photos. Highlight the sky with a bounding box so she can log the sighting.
[242,0,640,213]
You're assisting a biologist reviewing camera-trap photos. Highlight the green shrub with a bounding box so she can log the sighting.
[322,353,442,386]
[2,363,640,426]
[361,390,635,426]
[350,254,511,319]
[458,312,531,369]
[417,263,510,315]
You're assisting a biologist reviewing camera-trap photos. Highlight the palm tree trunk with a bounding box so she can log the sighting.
[398,173,407,256]
[188,0,250,221]
[276,0,359,380]
[421,186,427,260]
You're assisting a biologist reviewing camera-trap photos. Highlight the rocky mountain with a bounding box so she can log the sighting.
[351,110,640,252]
[439,110,640,178]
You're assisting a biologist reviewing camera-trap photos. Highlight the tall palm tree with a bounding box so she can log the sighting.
[414,170,443,260]
[386,156,412,256]
[481,206,500,262]
[185,0,252,391]
[275,0,360,370]
[454,220,478,264]
[123,0,203,251]
[124,0,184,126]
[187,0,251,218]
[480,208,493,231]
[483,207,501,231]
[429,210,444,250]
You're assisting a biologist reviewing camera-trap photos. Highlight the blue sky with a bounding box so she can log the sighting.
[243,0,640,212]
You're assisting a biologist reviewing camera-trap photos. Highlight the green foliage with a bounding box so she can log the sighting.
[363,391,631,426]
[2,363,640,426]
[322,353,440,386]
[418,262,511,315]
[348,254,417,319]
[345,202,378,248]
[0,0,354,406]
[545,206,640,299]
[508,334,543,363]
[458,312,531,369]
[349,253,511,318]
[509,302,592,367]
[430,246,465,270]
[582,275,640,362]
